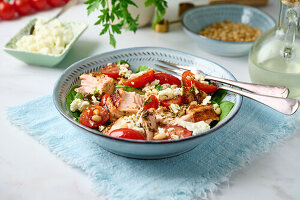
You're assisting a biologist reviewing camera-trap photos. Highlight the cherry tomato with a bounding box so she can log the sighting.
[14,0,32,15]
[161,125,192,139]
[29,0,47,10]
[47,0,63,7]
[100,63,120,79]
[160,95,183,108]
[80,106,109,129]
[100,94,110,106]
[153,72,181,86]
[182,71,217,93]
[0,1,15,20]
[123,69,154,88]
[142,95,159,111]
[110,128,146,140]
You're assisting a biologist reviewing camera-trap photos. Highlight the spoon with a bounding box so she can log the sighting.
[29,0,78,35]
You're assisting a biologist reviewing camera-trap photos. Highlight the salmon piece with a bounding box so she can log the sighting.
[139,108,157,140]
[75,72,116,95]
[105,89,144,122]
[182,86,208,105]
[179,104,219,124]
[155,107,177,125]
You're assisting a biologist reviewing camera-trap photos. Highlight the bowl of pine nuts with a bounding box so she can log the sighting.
[181,4,275,56]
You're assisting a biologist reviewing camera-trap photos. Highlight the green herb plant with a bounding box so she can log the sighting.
[84,0,168,47]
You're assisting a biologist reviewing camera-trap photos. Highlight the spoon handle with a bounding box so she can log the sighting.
[219,85,299,115]
[206,75,289,98]
[46,0,78,23]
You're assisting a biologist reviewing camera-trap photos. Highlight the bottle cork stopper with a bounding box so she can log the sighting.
[281,0,300,6]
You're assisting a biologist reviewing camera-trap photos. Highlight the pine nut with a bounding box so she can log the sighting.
[92,115,102,122]
[93,109,100,115]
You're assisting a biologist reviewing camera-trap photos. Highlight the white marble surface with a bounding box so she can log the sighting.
[0,0,299,199]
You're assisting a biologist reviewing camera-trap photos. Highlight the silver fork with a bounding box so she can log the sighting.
[155,60,299,115]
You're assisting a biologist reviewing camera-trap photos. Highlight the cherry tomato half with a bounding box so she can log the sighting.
[47,0,63,7]
[100,94,110,106]
[160,95,183,108]
[110,128,146,140]
[29,0,47,11]
[14,0,32,15]
[123,69,154,88]
[161,125,192,139]
[100,63,120,79]
[182,71,217,94]
[0,1,16,20]
[142,95,159,111]
[153,72,181,86]
[80,106,109,129]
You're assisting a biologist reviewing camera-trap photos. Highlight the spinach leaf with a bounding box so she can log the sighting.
[66,85,83,121]
[219,101,235,121]
[115,85,145,95]
[117,60,129,66]
[211,89,227,104]
[136,65,150,73]
[155,84,162,91]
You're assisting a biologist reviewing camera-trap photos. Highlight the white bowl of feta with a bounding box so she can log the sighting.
[4,17,88,67]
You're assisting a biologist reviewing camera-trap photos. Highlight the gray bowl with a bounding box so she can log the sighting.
[53,47,242,159]
[181,4,275,57]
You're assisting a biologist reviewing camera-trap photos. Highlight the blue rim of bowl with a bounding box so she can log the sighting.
[181,4,276,45]
[53,47,243,144]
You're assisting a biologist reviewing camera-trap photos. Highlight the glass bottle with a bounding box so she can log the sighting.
[248,0,300,98]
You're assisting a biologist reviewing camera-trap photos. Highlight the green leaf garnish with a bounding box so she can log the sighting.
[66,85,83,121]
[211,90,227,104]
[219,101,234,121]
[117,60,129,66]
[136,64,150,73]
[115,84,145,94]
[155,84,162,91]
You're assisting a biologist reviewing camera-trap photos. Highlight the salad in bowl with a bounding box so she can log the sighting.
[66,60,234,141]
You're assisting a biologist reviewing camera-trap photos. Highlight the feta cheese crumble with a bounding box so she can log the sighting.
[169,104,181,114]
[202,96,212,105]
[176,119,210,136]
[119,63,132,78]
[70,98,90,112]
[194,73,209,85]
[128,70,148,79]
[158,88,183,101]
[16,19,74,55]
[124,114,145,133]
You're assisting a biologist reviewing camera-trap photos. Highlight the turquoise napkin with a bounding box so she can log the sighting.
[6,95,298,200]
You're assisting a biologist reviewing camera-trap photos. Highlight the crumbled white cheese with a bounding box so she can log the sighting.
[150,79,160,86]
[124,114,145,133]
[213,103,219,111]
[169,104,181,114]
[70,98,90,112]
[16,19,74,55]
[119,63,132,78]
[158,87,183,101]
[202,96,212,105]
[158,127,166,134]
[194,73,209,84]
[99,125,105,132]
[176,119,210,136]
[91,95,100,106]
[142,80,160,97]
[161,83,171,90]
[128,70,148,79]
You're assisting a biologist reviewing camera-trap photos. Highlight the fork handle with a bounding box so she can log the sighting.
[219,86,299,115]
[206,75,289,98]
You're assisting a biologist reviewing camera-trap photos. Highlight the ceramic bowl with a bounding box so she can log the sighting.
[181,4,275,57]
[53,47,243,159]
[3,17,88,67]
